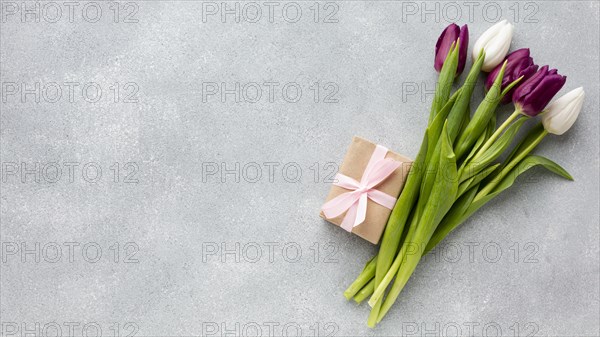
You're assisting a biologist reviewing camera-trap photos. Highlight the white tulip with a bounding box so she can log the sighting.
[472,20,514,72]
[542,87,585,135]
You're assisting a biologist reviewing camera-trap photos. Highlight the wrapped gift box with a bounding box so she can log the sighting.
[320,137,412,244]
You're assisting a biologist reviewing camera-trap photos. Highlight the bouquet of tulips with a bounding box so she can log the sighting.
[343,20,586,327]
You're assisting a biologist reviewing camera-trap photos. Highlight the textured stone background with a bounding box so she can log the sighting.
[1,1,598,336]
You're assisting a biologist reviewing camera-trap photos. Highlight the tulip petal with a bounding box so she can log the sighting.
[472,20,508,60]
[481,23,513,71]
[435,24,460,72]
[543,87,585,135]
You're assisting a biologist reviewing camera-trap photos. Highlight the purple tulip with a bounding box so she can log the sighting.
[485,48,538,104]
[512,65,567,117]
[434,24,469,76]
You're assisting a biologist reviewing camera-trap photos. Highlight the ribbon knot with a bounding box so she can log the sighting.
[321,144,401,232]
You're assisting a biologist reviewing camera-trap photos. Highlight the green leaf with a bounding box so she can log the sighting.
[454,61,507,160]
[456,102,471,140]
[500,122,545,173]
[447,51,485,143]
[462,123,488,165]
[486,114,497,139]
[460,117,527,183]
[457,114,494,181]
[479,117,527,163]
[419,93,462,220]
[492,155,574,191]
[429,43,459,123]
[466,155,573,219]
[427,88,461,164]
[534,157,573,181]
[420,142,441,205]
[482,113,497,149]
[424,184,479,254]
[501,76,524,97]
[418,92,461,218]
[457,163,499,197]
[433,124,459,224]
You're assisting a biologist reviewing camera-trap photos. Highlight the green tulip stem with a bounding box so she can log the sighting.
[343,256,377,300]
[353,279,375,304]
[475,128,548,201]
[369,226,415,307]
[474,109,521,158]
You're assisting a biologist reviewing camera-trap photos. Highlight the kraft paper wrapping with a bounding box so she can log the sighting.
[320,137,413,244]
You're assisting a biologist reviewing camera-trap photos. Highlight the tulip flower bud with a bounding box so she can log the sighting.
[512,65,567,117]
[485,48,538,104]
[472,20,514,72]
[434,23,469,76]
[542,87,585,135]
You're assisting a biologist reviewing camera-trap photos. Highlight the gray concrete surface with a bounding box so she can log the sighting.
[1,1,599,336]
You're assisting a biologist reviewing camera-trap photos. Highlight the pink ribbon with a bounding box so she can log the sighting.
[321,145,401,232]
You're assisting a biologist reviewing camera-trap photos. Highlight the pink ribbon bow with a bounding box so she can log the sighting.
[321,145,401,232]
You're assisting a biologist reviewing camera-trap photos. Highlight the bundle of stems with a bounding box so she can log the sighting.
[343,40,574,327]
